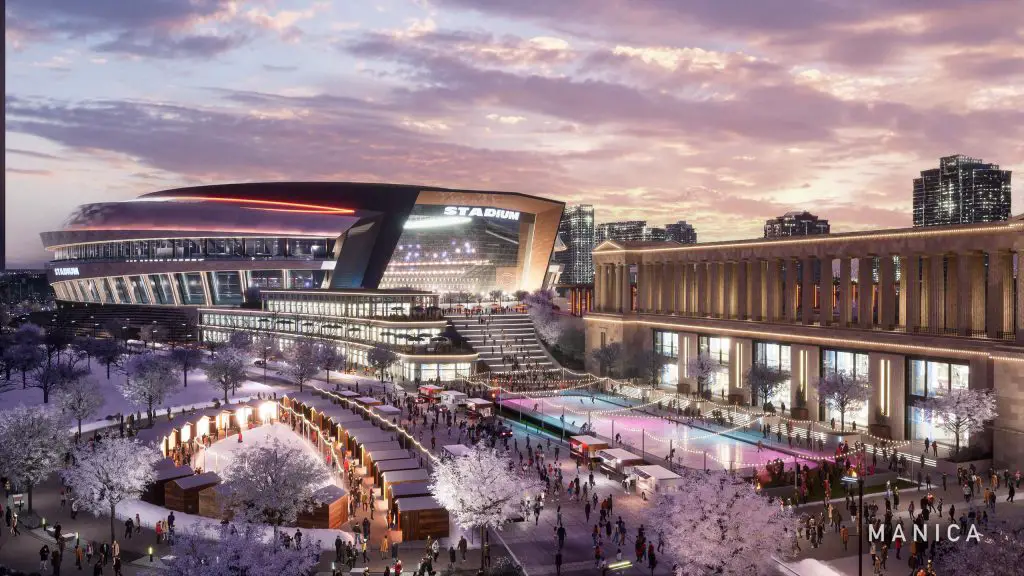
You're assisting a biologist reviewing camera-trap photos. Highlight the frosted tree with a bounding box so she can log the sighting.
[169,345,203,388]
[933,519,1022,576]
[58,377,104,435]
[0,405,70,512]
[367,343,399,383]
[746,363,790,410]
[650,470,794,576]
[90,338,124,380]
[523,289,562,344]
[120,352,179,423]
[590,342,623,377]
[4,342,44,389]
[220,437,329,539]
[204,345,249,403]
[316,344,345,385]
[31,353,89,404]
[920,388,997,454]
[62,437,160,543]
[816,370,870,432]
[430,444,541,569]
[279,338,320,393]
[686,351,718,396]
[166,523,320,576]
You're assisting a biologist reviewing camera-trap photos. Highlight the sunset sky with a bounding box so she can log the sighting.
[5,0,1023,267]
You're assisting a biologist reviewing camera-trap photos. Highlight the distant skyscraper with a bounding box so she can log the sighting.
[913,154,1011,227]
[595,221,666,244]
[554,204,595,284]
[764,211,830,239]
[665,221,698,244]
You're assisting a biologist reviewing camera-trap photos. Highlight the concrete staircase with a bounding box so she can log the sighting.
[446,313,559,374]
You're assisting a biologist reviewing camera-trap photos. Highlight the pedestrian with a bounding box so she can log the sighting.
[380,533,390,559]
[41,545,52,572]
[112,556,122,576]
[449,545,456,566]
[555,550,563,576]
[75,544,84,570]
[840,525,849,551]
[92,560,102,576]
[124,518,133,540]
[135,514,141,534]
[11,511,20,535]
[458,535,467,561]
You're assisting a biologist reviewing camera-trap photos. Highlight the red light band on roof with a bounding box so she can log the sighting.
[163,196,355,214]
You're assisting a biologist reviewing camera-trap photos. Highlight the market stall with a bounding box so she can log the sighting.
[569,435,609,461]
[417,385,445,403]
[354,396,383,407]
[374,458,421,485]
[297,485,349,529]
[365,449,412,471]
[439,390,468,409]
[596,448,645,479]
[382,469,431,501]
[631,465,684,494]
[143,463,193,505]
[441,444,473,460]
[464,398,494,419]
[387,480,432,510]
[395,496,449,541]
[372,405,402,420]
[165,472,221,515]
[359,441,402,467]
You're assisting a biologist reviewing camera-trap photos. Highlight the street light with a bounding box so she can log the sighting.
[842,470,865,576]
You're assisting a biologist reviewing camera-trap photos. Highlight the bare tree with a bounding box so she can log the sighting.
[686,352,718,397]
[817,370,871,432]
[31,353,88,404]
[169,345,203,388]
[746,363,790,410]
[367,343,399,383]
[590,342,623,377]
[58,377,104,435]
[279,338,320,392]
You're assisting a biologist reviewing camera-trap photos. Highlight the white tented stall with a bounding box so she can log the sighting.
[631,465,684,494]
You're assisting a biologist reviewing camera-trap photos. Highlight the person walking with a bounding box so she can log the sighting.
[40,545,51,572]
[840,525,849,551]
[124,518,133,540]
[555,550,563,576]
[380,533,390,560]
[75,544,84,570]
[448,545,456,567]
[458,535,467,561]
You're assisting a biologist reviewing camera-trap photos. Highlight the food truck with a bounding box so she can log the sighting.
[441,444,473,460]
[569,435,609,461]
[439,390,468,410]
[464,398,494,419]
[631,465,684,494]
[596,448,645,479]
[417,385,445,403]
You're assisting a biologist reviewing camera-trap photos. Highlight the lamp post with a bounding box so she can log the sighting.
[842,471,865,576]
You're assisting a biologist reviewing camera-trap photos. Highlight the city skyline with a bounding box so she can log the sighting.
[6,0,1024,268]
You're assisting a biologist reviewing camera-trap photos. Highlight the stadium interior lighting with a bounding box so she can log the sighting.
[402,216,473,230]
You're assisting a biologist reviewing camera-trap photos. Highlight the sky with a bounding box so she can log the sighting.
[5,0,1024,268]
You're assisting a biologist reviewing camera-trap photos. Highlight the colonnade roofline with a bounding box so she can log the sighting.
[594,216,1023,258]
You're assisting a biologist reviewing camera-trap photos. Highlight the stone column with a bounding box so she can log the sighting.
[611,264,621,313]
[957,253,986,336]
[857,256,873,328]
[945,254,959,332]
[749,259,763,321]
[620,264,631,313]
[801,256,815,325]
[594,263,604,311]
[635,263,645,312]
[678,262,689,315]
[987,251,1014,339]
[677,333,699,394]
[736,260,749,320]
[899,255,921,332]
[1018,252,1024,345]
[766,258,781,321]
[924,254,945,332]
[878,255,896,330]
[785,258,799,322]
[721,262,733,319]
[839,257,852,326]
[709,262,720,317]
[697,262,709,316]
[729,338,753,405]
[661,261,671,314]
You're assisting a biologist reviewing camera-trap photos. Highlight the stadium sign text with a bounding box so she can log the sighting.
[443,206,520,221]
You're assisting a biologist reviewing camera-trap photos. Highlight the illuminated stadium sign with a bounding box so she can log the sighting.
[53,267,80,276]
[442,206,520,221]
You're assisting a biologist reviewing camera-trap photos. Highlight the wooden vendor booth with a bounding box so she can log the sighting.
[387,480,431,510]
[359,442,402,467]
[441,444,472,460]
[375,458,421,486]
[165,472,221,515]
[382,468,431,501]
[144,463,194,505]
[365,448,411,471]
[373,405,403,420]
[297,485,349,529]
[395,496,449,541]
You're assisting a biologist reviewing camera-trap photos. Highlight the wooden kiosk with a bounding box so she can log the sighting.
[374,458,421,485]
[165,472,221,514]
[297,485,349,529]
[144,463,194,505]
[395,496,449,541]
[382,468,431,501]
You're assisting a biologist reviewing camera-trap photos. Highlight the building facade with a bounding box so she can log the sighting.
[200,289,476,383]
[588,217,1024,466]
[764,211,830,239]
[665,221,698,245]
[913,154,1012,227]
[38,183,564,334]
[553,204,596,285]
[595,221,667,244]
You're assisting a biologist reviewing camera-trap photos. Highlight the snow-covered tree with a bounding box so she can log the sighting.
[220,437,329,538]
[4,341,44,388]
[523,289,562,344]
[430,445,542,569]
[0,404,70,511]
[367,343,399,383]
[686,352,719,396]
[316,344,345,385]
[120,352,179,423]
[816,370,870,432]
[31,353,89,404]
[279,338,319,392]
[590,342,623,377]
[90,338,124,380]
[204,345,249,403]
[166,523,320,576]
[933,519,1022,576]
[920,388,997,454]
[169,345,203,388]
[61,437,160,543]
[746,363,790,410]
[228,330,253,350]
[58,377,104,435]
[650,470,794,575]
[12,322,44,347]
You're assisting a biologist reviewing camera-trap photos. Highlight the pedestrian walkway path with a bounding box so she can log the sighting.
[447,313,558,374]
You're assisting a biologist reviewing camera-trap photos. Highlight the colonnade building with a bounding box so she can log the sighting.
[587,216,1024,466]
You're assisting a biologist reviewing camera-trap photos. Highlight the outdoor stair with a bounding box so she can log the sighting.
[446,313,560,374]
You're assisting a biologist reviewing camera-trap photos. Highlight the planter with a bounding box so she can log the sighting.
[868,424,892,439]
[676,381,691,394]
[790,407,810,420]
[727,393,747,406]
